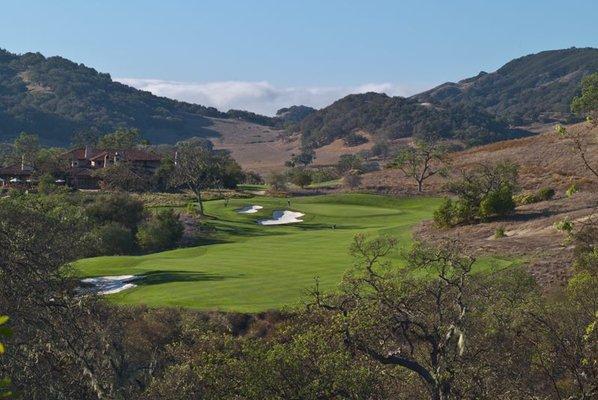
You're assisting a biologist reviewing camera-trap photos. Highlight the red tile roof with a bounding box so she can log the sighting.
[88,149,162,162]
[0,164,33,176]
[67,167,97,177]
[63,147,102,160]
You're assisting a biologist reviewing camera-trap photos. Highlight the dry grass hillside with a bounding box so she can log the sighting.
[209,123,378,173]
[361,122,596,288]
[207,118,297,173]
[363,122,598,194]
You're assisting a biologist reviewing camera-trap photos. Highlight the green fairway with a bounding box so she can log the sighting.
[75,194,516,312]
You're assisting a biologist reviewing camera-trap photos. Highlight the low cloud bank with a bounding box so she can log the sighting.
[116,77,426,116]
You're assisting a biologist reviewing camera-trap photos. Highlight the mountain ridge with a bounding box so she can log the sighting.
[413,47,598,124]
[0,49,277,145]
[1,47,596,148]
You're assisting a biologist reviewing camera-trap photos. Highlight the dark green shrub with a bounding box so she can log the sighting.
[434,198,476,227]
[243,171,264,185]
[85,192,145,231]
[343,132,368,147]
[479,184,516,220]
[267,172,288,192]
[288,168,313,188]
[537,187,555,201]
[343,172,362,190]
[514,187,555,205]
[434,198,455,227]
[513,192,537,205]
[566,184,578,197]
[494,226,506,238]
[137,209,184,253]
[93,222,136,255]
[310,167,339,184]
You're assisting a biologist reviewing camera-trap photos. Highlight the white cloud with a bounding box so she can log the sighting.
[115,77,426,116]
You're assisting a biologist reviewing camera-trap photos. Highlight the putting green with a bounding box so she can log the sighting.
[74,194,515,312]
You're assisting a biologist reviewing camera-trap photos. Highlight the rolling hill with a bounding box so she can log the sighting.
[289,92,519,149]
[0,49,277,145]
[1,47,596,154]
[287,48,598,149]
[414,47,598,124]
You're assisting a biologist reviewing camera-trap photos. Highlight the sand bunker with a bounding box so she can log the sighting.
[80,275,140,295]
[236,205,264,214]
[258,210,305,225]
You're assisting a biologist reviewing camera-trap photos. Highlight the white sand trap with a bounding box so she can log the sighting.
[258,210,305,225]
[80,275,140,295]
[236,205,264,214]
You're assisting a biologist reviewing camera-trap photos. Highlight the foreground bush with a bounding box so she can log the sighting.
[479,183,516,220]
[92,222,136,255]
[137,209,184,253]
[514,187,555,205]
[85,192,145,231]
[436,161,519,226]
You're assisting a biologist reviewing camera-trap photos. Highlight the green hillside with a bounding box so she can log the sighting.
[290,92,518,148]
[0,49,276,145]
[414,47,598,124]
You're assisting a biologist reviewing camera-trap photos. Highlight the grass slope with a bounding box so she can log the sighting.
[75,194,516,312]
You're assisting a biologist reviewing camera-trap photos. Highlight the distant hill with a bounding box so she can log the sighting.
[2,47,596,150]
[287,48,598,149]
[275,105,316,127]
[414,47,598,124]
[0,49,277,145]
[291,92,520,149]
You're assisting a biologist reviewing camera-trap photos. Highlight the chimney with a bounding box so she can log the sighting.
[21,154,25,171]
[174,150,178,166]
[84,145,90,159]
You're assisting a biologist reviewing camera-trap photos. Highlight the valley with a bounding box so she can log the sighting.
[1,10,597,396]
[75,194,480,311]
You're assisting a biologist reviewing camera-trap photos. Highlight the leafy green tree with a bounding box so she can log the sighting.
[97,128,144,150]
[556,72,598,178]
[336,154,363,174]
[343,170,362,190]
[267,172,288,192]
[287,149,315,167]
[388,140,448,192]
[92,162,151,192]
[478,183,516,220]
[71,130,99,148]
[14,132,40,167]
[151,157,176,192]
[37,173,61,195]
[289,168,312,188]
[0,144,17,168]
[171,140,236,215]
[313,236,478,400]
[0,315,11,398]
[85,192,145,231]
[34,147,69,176]
[92,222,136,256]
[571,72,598,123]
[436,161,519,226]
[370,139,391,158]
[137,209,184,253]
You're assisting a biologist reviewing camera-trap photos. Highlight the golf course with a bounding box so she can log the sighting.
[75,194,517,312]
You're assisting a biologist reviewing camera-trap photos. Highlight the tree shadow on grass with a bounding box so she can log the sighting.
[137,270,243,286]
[204,221,296,238]
[295,223,363,231]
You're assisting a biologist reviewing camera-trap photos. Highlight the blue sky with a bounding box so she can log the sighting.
[2,0,597,114]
